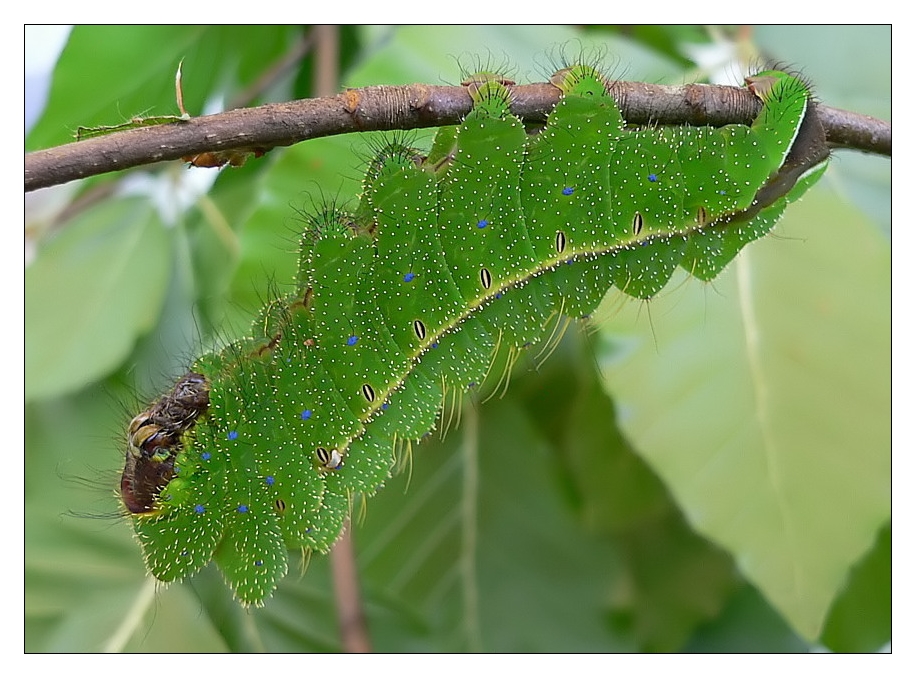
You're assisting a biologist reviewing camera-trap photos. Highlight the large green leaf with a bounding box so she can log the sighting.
[517,337,742,652]
[356,398,636,652]
[594,184,890,639]
[25,197,170,401]
[26,507,227,652]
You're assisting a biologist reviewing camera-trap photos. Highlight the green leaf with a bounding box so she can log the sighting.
[594,185,890,639]
[819,521,891,652]
[26,197,170,401]
[27,25,304,151]
[25,498,227,652]
[685,584,809,652]
[355,397,636,652]
[519,334,740,652]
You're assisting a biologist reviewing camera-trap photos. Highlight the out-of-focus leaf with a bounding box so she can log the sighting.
[819,521,891,652]
[27,25,303,151]
[519,334,739,652]
[25,500,227,653]
[354,397,635,652]
[26,197,170,401]
[685,583,810,652]
[349,24,682,88]
[595,185,890,639]
[581,25,712,66]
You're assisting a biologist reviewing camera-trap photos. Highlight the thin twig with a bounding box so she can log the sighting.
[312,25,339,108]
[460,400,482,653]
[24,80,891,193]
[226,30,315,111]
[330,521,372,653]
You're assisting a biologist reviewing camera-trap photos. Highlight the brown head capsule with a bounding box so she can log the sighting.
[119,372,211,514]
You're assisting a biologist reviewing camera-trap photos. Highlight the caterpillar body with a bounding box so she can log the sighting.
[121,64,828,605]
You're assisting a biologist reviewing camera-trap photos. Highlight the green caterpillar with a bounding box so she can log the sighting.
[121,64,828,606]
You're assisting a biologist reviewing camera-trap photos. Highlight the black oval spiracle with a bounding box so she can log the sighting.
[632,212,644,236]
[697,206,708,226]
[480,267,492,290]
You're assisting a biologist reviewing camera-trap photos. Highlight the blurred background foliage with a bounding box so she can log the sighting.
[25,25,890,652]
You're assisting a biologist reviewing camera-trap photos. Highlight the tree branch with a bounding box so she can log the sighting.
[24,81,891,193]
